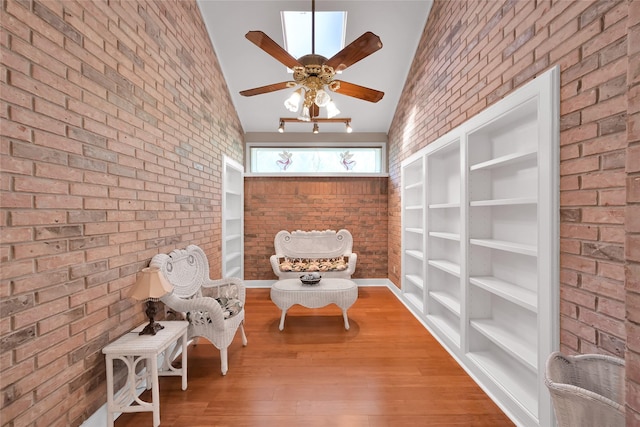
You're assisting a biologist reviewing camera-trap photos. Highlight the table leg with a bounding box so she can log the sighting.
[181,332,188,391]
[279,309,287,331]
[343,309,350,330]
[150,356,160,427]
[105,355,115,427]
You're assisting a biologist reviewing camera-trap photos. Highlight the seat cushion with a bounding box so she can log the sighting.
[186,297,243,324]
[278,257,348,272]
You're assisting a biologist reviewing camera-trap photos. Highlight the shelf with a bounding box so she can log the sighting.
[428,202,460,209]
[225,233,242,242]
[225,251,241,263]
[406,250,424,261]
[428,231,460,241]
[470,150,537,171]
[405,205,423,211]
[469,238,537,257]
[427,259,460,277]
[429,291,460,315]
[405,227,424,234]
[426,314,460,346]
[405,181,423,190]
[225,216,241,222]
[406,274,424,289]
[225,266,241,277]
[470,319,537,371]
[470,197,537,206]
[404,292,424,312]
[467,351,538,416]
[470,276,537,312]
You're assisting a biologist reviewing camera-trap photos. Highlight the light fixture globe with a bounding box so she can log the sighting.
[298,106,311,122]
[284,88,303,112]
[314,89,331,107]
[326,101,340,119]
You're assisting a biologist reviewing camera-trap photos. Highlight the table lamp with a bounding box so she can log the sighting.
[129,267,174,335]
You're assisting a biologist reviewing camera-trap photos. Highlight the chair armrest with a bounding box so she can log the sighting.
[270,255,282,277]
[201,277,246,303]
[160,292,225,326]
[345,252,357,275]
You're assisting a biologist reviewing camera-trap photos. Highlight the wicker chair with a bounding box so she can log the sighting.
[545,351,625,427]
[150,245,247,375]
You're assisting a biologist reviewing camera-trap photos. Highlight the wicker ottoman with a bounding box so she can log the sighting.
[270,278,358,331]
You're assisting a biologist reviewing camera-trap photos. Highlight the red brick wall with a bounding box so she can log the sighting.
[244,177,388,280]
[626,1,640,424]
[0,1,243,425]
[387,0,636,421]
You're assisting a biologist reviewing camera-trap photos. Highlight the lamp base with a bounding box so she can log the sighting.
[139,300,165,336]
[139,320,164,336]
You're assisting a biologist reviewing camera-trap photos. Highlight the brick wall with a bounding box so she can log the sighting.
[244,177,388,280]
[0,1,243,426]
[387,0,637,421]
[626,1,640,424]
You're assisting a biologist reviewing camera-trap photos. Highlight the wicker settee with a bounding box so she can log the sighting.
[270,229,357,279]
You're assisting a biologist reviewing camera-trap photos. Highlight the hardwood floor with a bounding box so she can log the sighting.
[115,287,515,426]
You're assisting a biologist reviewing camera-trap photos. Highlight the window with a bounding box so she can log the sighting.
[246,142,387,177]
[282,10,346,60]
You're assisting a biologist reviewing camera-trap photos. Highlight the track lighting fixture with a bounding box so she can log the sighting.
[277,118,353,134]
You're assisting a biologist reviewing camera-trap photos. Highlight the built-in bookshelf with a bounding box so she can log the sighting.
[222,156,244,279]
[400,66,559,427]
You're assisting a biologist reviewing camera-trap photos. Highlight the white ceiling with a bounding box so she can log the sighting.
[197,1,432,135]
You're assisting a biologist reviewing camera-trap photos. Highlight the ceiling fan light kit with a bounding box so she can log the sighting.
[240,0,384,133]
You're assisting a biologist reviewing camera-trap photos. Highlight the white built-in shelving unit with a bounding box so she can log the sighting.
[222,156,244,279]
[400,66,559,427]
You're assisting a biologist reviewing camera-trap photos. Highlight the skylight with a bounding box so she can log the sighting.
[281,10,346,60]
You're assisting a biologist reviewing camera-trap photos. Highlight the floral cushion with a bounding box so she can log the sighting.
[278,257,348,272]
[186,297,243,324]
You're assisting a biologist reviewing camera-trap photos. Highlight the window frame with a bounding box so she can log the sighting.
[245,141,388,177]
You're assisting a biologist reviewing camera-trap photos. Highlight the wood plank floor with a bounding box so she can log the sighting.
[115,287,515,426]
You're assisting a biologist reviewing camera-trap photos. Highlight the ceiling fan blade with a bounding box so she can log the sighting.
[240,81,296,97]
[245,31,302,70]
[324,32,383,72]
[330,80,384,103]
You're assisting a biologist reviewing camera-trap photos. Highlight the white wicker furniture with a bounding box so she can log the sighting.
[150,245,247,375]
[270,278,358,330]
[545,351,625,427]
[102,321,188,427]
[270,229,357,279]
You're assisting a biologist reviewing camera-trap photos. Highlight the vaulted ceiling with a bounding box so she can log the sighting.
[197,1,432,135]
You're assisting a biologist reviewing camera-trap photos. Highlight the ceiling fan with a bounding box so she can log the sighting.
[239,0,384,121]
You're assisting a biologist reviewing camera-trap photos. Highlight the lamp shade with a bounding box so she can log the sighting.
[129,267,173,301]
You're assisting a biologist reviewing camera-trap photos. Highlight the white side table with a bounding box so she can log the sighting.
[102,321,188,427]
[270,278,358,330]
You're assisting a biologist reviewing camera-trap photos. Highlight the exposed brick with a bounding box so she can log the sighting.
[2,0,637,424]
[629,176,640,202]
[627,234,640,263]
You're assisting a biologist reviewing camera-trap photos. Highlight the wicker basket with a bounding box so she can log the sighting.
[545,351,625,427]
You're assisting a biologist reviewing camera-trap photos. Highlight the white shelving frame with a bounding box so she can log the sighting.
[222,156,244,279]
[400,66,559,427]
